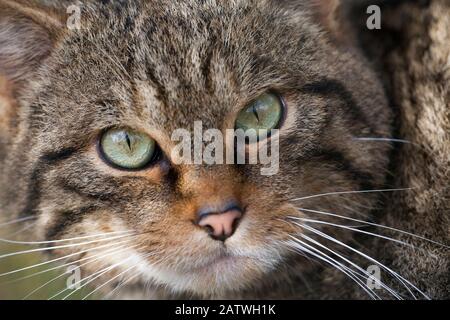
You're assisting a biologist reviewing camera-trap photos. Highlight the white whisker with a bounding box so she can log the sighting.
[296,232,403,299]
[82,259,145,300]
[22,244,138,300]
[285,239,380,299]
[296,207,449,248]
[48,250,138,300]
[60,248,150,300]
[353,137,412,144]
[0,233,137,260]
[290,188,412,202]
[0,216,36,228]
[2,221,38,238]
[299,223,429,299]
[89,248,176,301]
[95,251,178,300]
[0,238,134,279]
[102,273,140,300]
[0,230,134,245]
[291,217,417,249]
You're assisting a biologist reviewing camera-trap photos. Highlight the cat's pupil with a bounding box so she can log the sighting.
[253,105,260,122]
[125,134,131,151]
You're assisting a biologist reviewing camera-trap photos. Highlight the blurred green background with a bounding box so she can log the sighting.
[0,227,100,300]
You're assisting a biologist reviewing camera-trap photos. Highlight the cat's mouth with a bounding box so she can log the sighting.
[188,253,255,274]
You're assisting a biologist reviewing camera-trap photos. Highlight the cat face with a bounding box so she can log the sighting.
[0,0,392,298]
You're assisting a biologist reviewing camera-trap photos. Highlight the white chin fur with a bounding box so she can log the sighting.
[126,245,282,297]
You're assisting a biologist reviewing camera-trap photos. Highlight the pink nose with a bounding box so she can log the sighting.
[197,208,243,241]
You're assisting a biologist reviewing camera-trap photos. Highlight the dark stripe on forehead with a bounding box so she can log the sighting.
[300,79,374,134]
[202,45,215,93]
[20,147,78,218]
[145,67,168,105]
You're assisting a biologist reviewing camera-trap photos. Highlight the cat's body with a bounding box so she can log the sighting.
[355,0,450,299]
[0,0,447,299]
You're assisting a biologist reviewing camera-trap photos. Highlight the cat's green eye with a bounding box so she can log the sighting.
[100,128,157,170]
[235,93,283,138]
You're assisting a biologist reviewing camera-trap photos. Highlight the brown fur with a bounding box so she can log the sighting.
[0,0,447,299]
[357,0,450,299]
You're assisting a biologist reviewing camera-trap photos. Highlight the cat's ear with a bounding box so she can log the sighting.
[278,0,354,45]
[308,0,353,45]
[310,0,341,29]
[0,0,65,91]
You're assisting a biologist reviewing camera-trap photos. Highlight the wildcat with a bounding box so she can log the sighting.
[0,0,446,299]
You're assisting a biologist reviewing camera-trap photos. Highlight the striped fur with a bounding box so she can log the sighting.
[0,0,405,299]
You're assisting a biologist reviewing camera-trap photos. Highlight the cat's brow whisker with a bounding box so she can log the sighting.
[0,233,137,260]
[285,239,380,300]
[0,216,37,228]
[291,217,417,249]
[0,238,134,279]
[22,244,139,300]
[296,207,449,248]
[0,230,134,245]
[290,188,413,202]
[298,223,428,299]
[295,233,403,299]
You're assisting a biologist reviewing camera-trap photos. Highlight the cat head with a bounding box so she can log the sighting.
[0,0,392,298]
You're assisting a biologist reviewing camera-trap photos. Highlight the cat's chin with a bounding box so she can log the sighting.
[180,256,268,297]
[189,254,255,275]
[141,253,275,297]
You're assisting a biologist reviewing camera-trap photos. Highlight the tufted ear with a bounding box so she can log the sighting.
[310,0,341,29]
[277,0,354,45]
[308,0,354,45]
[0,0,65,91]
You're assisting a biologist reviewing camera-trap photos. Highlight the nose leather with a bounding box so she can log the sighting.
[196,202,243,241]
[198,209,242,240]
